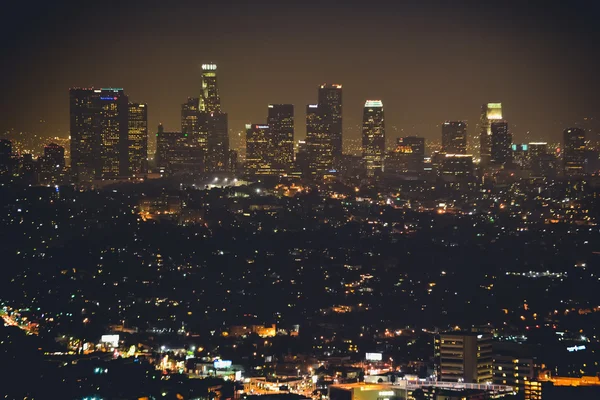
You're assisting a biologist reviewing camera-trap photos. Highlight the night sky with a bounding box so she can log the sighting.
[2,0,599,143]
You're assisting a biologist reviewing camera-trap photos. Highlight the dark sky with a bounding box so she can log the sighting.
[1,0,599,144]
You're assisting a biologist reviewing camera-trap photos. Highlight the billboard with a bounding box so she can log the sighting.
[365,352,382,361]
[214,359,232,369]
[100,334,119,347]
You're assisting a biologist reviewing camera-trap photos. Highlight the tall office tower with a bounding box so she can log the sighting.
[267,104,294,172]
[199,63,229,172]
[306,104,333,178]
[479,103,502,165]
[439,154,474,178]
[362,100,385,177]
[318,84,343,164]
[245,124,275,176]
[528,142,548,159]
[563,127,586,176]
[295,140,310,177]
[385,136,425,178]
[40,143,65,183]
[70,88,129,180]
[156,127,189,173]
[442,121,467,154]
[181,97,204,149]
[0,139,14,176]
[199,63,221,113]
[434,331,493,383]
[512,143,529,167]
[128,103,148,175]
[490,121,512,165]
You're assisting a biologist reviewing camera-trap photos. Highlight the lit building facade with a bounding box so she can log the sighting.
[128,103,148,175]
[563,127,586,176]
[435,331,493,383]
[306,104,333,178]
[181,97,205,152]
[156,125,190,173]
[267,104,294,172]
[245,124,277,176]
[69,88,129,180]
[479,103,502,165]
[318,84,343,164]
[385,136,425,178]
[200,63,229,172]
[493,356,535,394]
[362,100,385,177]
[442,121,467,154]
[40,143,65,184]
[490,121,512,165]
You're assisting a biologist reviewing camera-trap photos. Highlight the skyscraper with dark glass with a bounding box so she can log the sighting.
[479,103,502,165]
[69,88,129,180]
[156,124,190,173]
[245,124,275,176]
[490,121,512,165]
[199,64,229,172]
[318,84,342,164]
[40,143,65,184]
[442,121,467,154]
[384,136,425,179]
[563,127,586,176]
[128,103,148,175]
[362,100,385,177]
[306,104,333,178]
[181,97,204,150]
[267,104,294,172]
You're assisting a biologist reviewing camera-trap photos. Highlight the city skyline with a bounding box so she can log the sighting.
[2,1,599,143]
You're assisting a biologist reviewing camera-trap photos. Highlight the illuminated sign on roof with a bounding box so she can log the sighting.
[364,100,383,108]
[202,64,217,70]
[100,97,118,101]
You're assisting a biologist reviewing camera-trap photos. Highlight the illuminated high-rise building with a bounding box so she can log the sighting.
[385,136,425,178]
[69,88,129,180]
[181,97,204,149]
[128,103,148,175]
[490,121,512,165]
[479,103,502,165]
[442,121,467,154]
[156,125,189,173]
[199,63,229,172]
[318,84,343,163]
[267,104,294,172]
[245,124,276,176]
[306,104,333,178]
[199,63,221,113]
[40,143,65,184]
[362,100,385,177]
[435,331,493,383]
[563,127,586,176]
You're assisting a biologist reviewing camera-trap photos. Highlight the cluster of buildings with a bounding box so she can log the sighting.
[1,63,595,186]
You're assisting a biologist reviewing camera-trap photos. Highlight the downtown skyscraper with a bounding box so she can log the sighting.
[70,88,129,180]
[305,104,333,178]
[179,64,229,173]
[490,121,512,165]
[442,121,467,154]
[563,127,586,176]
[200,63,229,172]
[318,84,343,164]
[479,103,502,165]
[128,103,148,175]
[267,104,294,172]
[362,100,385,177]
